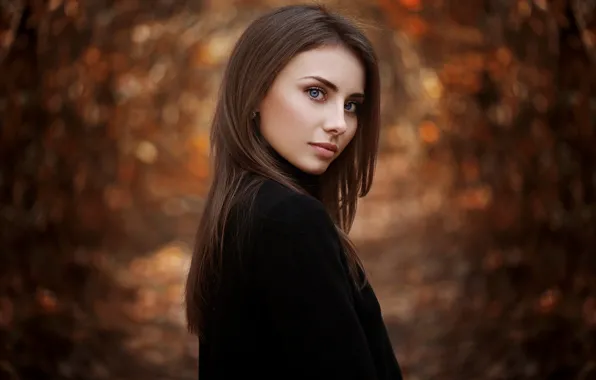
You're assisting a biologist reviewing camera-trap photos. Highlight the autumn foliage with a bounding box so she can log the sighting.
[1,0,595,379]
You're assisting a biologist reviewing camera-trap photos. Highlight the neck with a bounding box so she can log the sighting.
[267,147,320,197]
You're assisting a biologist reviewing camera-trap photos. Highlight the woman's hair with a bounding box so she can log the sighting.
[185,4,381,335]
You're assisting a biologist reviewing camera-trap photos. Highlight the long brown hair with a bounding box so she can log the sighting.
[185,4,381,336]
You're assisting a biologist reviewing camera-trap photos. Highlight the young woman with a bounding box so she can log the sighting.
[185,4,403,379]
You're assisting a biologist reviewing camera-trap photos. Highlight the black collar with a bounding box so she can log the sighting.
[267,147,320,197]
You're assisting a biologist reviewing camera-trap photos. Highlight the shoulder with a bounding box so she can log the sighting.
[254,179,332,234]
[253,181,345,275]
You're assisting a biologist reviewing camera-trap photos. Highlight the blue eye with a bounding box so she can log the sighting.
[345,102,358,113]
[307,87,325,100]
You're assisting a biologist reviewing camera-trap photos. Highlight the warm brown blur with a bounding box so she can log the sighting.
[1,0,595,379]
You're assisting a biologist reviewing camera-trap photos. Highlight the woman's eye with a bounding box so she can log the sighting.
[307,88,325,100]
[345,102,358,113]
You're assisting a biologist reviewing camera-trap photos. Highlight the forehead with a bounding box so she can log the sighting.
[277,45,365,92]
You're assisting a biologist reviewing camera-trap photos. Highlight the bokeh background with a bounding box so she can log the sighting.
[1,0,595,379]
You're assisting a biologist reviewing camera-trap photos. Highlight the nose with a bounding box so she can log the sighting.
[322,103,348,135]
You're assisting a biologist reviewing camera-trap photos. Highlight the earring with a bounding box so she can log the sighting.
[251,111,258,119]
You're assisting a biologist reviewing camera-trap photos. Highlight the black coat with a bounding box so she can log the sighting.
[198,173,403,380]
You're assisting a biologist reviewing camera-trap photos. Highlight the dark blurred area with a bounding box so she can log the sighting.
[0,0,595,379]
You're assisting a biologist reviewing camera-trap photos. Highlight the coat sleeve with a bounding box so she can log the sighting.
[255,193,379,379]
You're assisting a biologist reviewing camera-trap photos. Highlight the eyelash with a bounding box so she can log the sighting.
[305,87,360,114]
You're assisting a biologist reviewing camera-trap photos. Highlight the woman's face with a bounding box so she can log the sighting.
[258,44,365,175]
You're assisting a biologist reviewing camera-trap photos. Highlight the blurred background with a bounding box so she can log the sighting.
[1,0,595,379]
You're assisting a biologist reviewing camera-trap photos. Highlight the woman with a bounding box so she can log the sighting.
[185,4,403,379]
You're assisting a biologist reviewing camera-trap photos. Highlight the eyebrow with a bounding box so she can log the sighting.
[301,75,365,100]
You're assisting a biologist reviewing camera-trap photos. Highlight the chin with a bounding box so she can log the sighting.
[306,167,327,175]
[297,160,329,175]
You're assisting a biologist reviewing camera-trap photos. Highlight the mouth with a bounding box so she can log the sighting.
[309,142,338,153]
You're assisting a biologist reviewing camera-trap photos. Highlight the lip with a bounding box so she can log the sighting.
[309,142,338,153]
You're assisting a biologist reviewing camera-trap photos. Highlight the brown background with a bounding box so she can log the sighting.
[1,0,595,379]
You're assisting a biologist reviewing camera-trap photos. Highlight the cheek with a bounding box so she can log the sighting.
[259,91,311,150]
[343,122,359,144]
[336,125,358,156]
[264,92,308,128]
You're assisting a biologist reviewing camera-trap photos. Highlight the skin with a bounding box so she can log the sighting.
[258,44,365,175]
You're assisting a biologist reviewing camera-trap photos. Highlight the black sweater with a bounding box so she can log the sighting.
[198,164,403,379]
